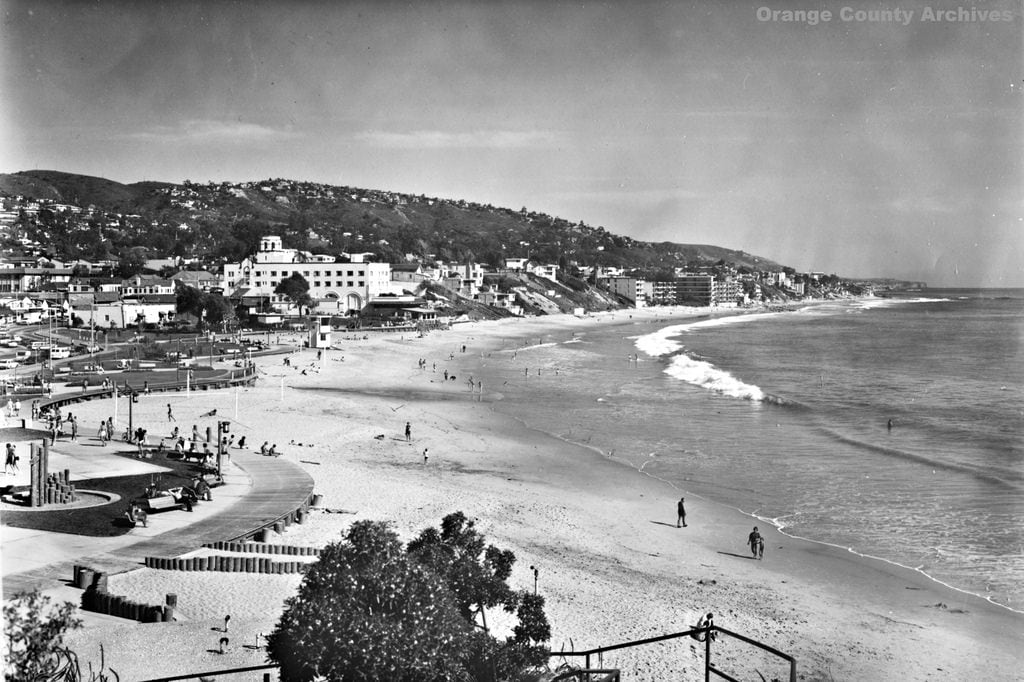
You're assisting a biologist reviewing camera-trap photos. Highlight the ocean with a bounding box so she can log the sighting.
[471,289,1024,612]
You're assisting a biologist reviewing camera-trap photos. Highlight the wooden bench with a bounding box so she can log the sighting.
[143,496,184,512]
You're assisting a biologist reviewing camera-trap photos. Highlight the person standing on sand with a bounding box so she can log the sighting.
[405,422,412,441]
[748,527,764,560]
[677,497,687,527]
[168,404,176,422]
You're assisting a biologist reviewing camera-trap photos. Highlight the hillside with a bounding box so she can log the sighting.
[0,170,785,276]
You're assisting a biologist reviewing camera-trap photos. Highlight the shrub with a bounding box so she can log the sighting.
[268,513,552,681]
[267,521,471,681]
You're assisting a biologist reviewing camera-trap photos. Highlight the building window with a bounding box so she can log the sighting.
[314,281,321,287]
[347,281,353,287]
[271,271,277,276]
[347,270,354,276]
[358,281,364,287]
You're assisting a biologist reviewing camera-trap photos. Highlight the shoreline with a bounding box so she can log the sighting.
[12,305,1022,680]
[445,306,1024,616]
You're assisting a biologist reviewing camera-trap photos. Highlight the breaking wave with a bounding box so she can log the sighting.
[663,352,766,401]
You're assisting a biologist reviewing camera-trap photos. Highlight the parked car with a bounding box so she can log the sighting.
[0,359,19,369]
[14,350,31,362]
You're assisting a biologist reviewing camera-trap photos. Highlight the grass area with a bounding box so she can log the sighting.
[1,449,211,537]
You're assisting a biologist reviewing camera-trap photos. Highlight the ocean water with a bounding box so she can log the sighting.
[472,290,1024,612]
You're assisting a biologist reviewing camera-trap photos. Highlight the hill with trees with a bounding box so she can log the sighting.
[0,170,786,278]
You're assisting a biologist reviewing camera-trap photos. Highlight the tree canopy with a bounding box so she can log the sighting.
[274,272,314,311]
[267,513,551,682]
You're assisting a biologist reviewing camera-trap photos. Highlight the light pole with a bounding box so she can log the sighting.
[216,420,230,477]
[126,382,137,436]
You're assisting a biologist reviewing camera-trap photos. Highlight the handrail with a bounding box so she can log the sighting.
[550,614,796,682]
[139,662,278,682]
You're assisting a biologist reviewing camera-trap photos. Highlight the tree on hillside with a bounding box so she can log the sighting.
[266,521,471,681]
[275,273,314,312]
[116,246,148,278]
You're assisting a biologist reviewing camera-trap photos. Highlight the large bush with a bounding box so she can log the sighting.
[268,513,551,681]
[267,521,470,681]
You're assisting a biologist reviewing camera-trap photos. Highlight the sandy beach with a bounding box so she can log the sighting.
[16,308,1020,680]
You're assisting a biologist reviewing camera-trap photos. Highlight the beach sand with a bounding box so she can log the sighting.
[38,309,1023,680]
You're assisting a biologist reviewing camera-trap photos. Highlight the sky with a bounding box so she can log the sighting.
[1,0,1021,287]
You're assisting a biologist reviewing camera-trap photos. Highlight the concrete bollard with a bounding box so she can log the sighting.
[244,557,255,572]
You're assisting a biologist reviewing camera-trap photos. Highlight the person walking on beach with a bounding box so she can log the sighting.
[748,527,764,560]
[405,422,412,441]
[677,497,687,527]
[168,403,176,422]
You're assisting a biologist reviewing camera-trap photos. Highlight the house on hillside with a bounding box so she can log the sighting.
[0,266,74,294]
[171,270,220,292]
[122,275,175,297]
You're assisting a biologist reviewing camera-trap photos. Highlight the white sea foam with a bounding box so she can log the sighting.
[664,352,765,400]
[632,312,778,358]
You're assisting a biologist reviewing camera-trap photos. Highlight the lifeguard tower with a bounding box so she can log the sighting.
[309,316,332,349]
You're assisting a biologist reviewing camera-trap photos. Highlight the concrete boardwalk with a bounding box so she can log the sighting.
[2,445,315,599]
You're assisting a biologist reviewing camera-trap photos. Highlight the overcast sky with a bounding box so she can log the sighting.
[1,0,1020,286]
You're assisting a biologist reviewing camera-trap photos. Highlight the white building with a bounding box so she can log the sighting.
[222,236,391,314]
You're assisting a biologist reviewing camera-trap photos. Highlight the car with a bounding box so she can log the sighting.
[14,350,31,362]
[0,359,18,369]
[0,340,18,348]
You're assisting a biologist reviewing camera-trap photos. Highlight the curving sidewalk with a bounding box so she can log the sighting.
[1,448,315,599]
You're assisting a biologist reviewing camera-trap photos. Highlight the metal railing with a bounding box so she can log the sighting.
[550,613,796,682]
[134,614,794,682]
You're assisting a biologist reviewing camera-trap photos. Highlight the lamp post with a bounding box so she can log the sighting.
[126,382,137,436]
[216,420,230,477]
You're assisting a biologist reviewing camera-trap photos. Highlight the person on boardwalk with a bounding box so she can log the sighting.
[677,497,687,527]
[5,443,18,474]
[168,403,176,422]
[748,526,764,560]
[405,421,412,441]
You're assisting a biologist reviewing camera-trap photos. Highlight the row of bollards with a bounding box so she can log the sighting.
[144,555,311,574]
[202,541,320,556]
[74,565,172,622]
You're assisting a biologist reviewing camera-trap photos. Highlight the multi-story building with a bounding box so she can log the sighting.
[605,276,649,307]
[675,274,714,306]
[222,235,391,314]
[712,278,742,307]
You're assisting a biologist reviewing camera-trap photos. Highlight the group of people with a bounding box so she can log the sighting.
[676,496,766,560]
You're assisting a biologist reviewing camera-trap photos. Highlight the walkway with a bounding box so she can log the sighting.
[1,447,315,599]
